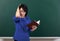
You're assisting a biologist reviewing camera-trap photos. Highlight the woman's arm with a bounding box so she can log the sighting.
[20,16,32,32]
[13,6,21,23]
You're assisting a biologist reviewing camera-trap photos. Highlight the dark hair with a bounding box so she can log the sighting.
[19,4,28,16]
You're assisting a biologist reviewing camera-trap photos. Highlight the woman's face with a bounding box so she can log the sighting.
[19,8,26,17]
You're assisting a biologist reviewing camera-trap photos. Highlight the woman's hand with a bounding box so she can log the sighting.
[15,7,21,18]
[31,25,37,31]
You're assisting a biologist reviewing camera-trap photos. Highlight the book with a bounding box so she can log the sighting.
[27,20,40,29]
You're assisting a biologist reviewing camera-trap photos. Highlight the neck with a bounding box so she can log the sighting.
[21,16,25,18]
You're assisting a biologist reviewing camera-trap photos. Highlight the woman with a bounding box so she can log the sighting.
[13,4,37,41]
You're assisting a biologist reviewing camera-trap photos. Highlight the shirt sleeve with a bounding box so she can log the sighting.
[21,16,32,32]
[19,22,28,32]
[13,16,20,23]
[26,16,32,32]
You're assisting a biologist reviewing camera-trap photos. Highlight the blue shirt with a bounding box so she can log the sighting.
[13,16,31,41]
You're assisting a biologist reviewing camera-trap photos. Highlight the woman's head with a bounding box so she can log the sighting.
[18,4,28,17]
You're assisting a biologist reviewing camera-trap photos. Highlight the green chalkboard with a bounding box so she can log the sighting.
[0,0,60,37]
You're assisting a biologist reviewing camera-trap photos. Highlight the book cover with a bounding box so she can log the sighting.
[27,20,40,29]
